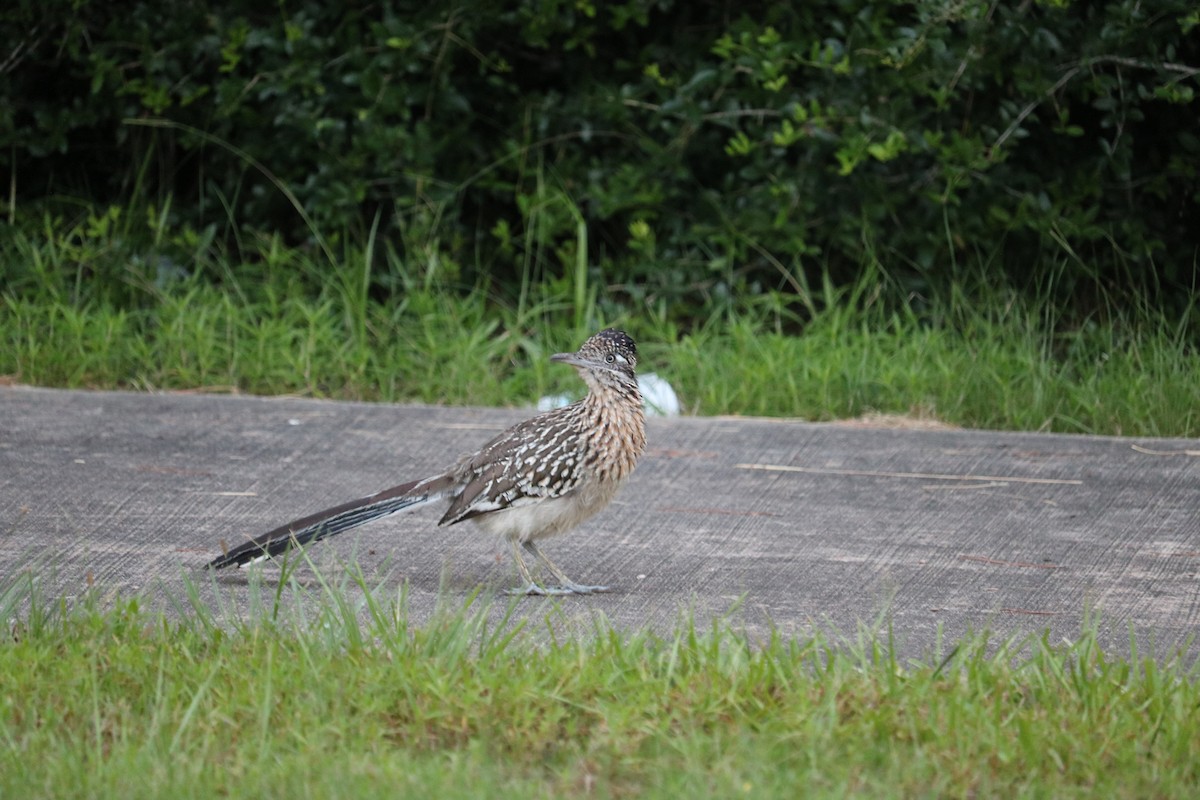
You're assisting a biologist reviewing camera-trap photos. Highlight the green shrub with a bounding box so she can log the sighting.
[3,0,1197,320]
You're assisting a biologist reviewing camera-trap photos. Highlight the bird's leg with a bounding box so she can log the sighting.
[506,538,565,596]
[524,540,610,595]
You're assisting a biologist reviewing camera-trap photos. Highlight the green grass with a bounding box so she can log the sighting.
[679,311,1200,436]
[2,209,1198,436]
[2,568,1198,798]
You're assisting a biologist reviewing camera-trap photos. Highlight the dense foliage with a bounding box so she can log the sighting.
[4,0,1198,318]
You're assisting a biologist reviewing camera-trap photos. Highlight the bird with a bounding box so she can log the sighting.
[207,328,647,595]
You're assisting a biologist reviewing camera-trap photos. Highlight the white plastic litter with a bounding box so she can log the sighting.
[537,372,680,417]
[637,372,681,417]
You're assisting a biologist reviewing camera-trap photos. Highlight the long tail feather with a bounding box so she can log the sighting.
[208,476,447,569]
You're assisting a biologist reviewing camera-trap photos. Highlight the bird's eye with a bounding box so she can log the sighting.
[605,353,616,364]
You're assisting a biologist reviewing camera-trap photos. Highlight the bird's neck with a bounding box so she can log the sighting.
[579,378,646,482]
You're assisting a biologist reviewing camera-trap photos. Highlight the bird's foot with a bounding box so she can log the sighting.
[506,583,569,596]
[561,582,610,595]
[507,582,611,596]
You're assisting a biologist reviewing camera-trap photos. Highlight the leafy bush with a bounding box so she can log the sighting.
[3,0,1198,320]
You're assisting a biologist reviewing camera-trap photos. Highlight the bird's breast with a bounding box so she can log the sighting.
[582,396,646,484]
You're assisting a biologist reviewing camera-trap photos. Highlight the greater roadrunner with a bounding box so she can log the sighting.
[207,329,647,595]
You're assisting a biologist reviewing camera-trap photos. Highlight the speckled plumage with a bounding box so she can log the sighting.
[209,329,646,595]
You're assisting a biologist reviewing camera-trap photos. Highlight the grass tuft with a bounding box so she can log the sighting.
[2,569,1199,796]
[2,209,1199,435]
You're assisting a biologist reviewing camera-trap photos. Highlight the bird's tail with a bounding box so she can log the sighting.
[207,475,452,569]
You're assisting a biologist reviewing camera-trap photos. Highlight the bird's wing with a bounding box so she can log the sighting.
[438,413,589,525]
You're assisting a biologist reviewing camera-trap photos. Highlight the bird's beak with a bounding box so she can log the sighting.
[550,352,587,368]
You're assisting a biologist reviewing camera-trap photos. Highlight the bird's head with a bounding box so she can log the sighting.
[551,328,639,386]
